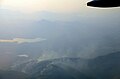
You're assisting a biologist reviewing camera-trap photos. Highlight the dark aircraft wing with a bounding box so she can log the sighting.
[87,0,120,7]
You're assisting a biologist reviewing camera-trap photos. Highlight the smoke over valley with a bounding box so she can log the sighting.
[0,2,120,79]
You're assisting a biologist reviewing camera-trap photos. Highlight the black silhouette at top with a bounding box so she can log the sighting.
[87,0,120,8]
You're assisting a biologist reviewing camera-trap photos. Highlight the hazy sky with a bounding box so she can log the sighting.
[0,0,119,17]
[0,0,120,28]
[1,0,88,13]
